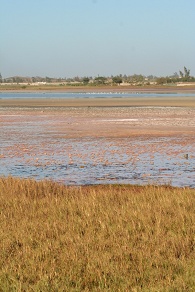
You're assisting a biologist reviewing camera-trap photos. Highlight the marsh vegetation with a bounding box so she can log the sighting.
[0,177,194,291]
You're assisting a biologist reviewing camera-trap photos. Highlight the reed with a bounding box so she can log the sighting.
[0,176,194,291]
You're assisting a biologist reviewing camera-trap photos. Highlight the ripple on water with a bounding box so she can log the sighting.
[1,139,195,187]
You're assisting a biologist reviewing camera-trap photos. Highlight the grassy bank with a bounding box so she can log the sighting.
[0,177,194,291]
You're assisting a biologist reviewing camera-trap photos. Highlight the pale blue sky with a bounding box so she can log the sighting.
[1,0,195,78]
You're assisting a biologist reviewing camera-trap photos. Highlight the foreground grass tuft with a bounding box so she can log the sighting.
[0,177,194,291]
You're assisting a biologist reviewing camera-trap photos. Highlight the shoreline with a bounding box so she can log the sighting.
[1,86,195,107]
[1,84,195,93]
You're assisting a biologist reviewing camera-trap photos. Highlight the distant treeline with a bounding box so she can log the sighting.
[1,67,194,85]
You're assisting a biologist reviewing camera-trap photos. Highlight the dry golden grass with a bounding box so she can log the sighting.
[0,177,194,291]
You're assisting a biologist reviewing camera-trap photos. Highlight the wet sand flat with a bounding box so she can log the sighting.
[1,104,194,137]
[1,96,195,107]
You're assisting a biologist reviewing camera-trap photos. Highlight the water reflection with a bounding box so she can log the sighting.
[1,91,195,99]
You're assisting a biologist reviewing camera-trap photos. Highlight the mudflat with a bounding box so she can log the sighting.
[1,104,195,138]
[1,103,195,186]
[1,86,195,136]
[1,95,195,107]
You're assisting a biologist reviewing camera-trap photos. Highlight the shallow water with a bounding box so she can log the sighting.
[1,91,195,99]
[0,106,195,187]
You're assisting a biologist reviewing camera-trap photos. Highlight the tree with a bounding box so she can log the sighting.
[156,77,164,85]
[94,76,107,85]
[82,77,90,84]
[128,74,145,84]
[0,73,2,83]
[179,70,184,78]
[184,66,190,78]
[45,76,51,83]
[173,72,179,78]
[179,67,190,81]
[112,76,123,85]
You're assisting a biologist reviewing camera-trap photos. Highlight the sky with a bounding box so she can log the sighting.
[1,0,195,78]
